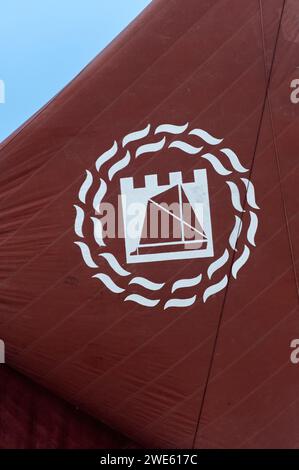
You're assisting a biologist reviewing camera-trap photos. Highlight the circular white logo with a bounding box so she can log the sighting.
[74,123,259,309]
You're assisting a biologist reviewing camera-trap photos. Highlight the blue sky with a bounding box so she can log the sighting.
[0,0,151,142]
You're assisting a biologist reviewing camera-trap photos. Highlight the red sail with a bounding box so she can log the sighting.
[0,0,298,449]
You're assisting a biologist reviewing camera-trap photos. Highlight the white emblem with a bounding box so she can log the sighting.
[120,169,213,264]
[74,123,260,309]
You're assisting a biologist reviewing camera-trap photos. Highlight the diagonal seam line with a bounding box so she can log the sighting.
[191,0,287,448]
[259,0,299,301]
[266,89,299,301]
[266,115,299,293]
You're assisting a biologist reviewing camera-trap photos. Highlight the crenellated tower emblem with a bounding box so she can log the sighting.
[73,123,259,309]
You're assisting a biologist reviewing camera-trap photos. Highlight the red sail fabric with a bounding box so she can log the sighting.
[0,366,136,449]
[0,0,298,448]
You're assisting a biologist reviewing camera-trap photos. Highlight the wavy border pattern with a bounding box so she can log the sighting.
[74,123,259,309]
